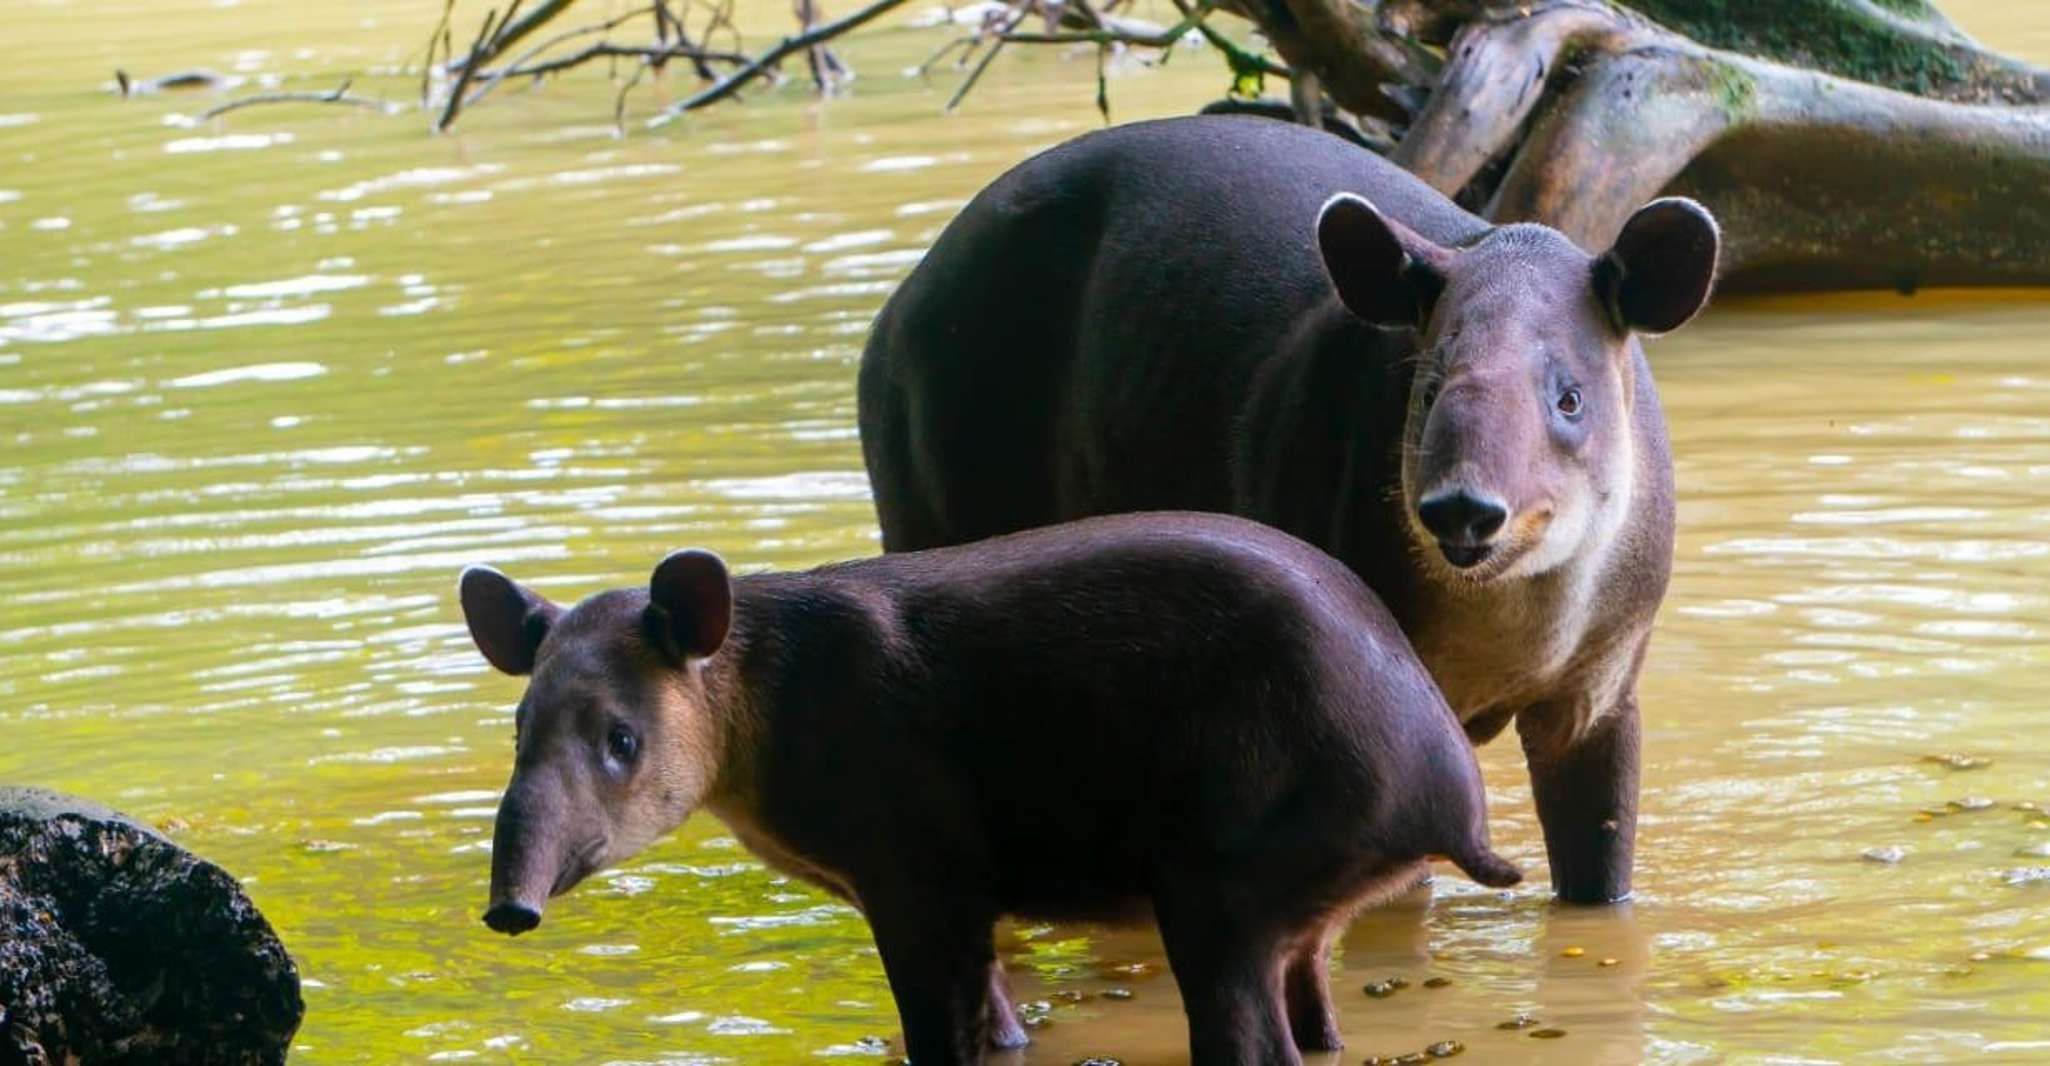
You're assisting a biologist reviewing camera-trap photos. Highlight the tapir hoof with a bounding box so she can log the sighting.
[988,1006,1030,1050]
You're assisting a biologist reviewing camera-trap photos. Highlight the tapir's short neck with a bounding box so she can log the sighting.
[690,618,760,818]
[689,569,853,823]
[688,568,900,900]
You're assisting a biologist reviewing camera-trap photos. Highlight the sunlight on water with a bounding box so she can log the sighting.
[4,0,2050,1062]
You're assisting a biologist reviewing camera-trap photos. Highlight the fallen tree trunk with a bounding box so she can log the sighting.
[1300,0,2050,290]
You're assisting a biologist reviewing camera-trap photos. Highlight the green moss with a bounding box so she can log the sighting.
[1708,60,1758,117]
[1863,0,1946,20]
[1624,0,1967,96]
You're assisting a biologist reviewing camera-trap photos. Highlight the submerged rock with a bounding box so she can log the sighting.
[0,786,303,1065]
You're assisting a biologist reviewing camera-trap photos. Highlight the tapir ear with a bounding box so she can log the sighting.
[646,549,733,663]
[1595,197,1720,336]
[459,566,562,676]
[1316,193,1450,327]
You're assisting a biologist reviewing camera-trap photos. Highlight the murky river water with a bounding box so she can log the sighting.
[6,1,2050,1062]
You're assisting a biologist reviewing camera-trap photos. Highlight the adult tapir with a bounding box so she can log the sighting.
[857,115,1719,903]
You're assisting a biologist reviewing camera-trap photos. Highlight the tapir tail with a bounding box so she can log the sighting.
[1449,842,1522,888]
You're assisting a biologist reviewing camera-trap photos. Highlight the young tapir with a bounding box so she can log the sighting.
[858,115,1721,904]
[461,512,1519,1065]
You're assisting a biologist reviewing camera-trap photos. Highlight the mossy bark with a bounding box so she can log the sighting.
[1241,0,2050,291]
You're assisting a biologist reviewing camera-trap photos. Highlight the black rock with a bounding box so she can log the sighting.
[0,787,303,1065]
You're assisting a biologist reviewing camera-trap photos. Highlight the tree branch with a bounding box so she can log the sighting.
[1391,5,1618,196]
[437,6,504,132]
[197,81,395,122]
[648,0,914,123]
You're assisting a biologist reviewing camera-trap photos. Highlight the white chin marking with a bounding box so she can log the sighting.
[1505,504,1586,580]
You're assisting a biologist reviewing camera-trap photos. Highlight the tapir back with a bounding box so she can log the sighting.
[858,116,1487,553]
[735,512,1497,919]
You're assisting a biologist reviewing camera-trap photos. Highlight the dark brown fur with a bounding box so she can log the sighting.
[463,513,1519,1066]
[857,116,1719,903]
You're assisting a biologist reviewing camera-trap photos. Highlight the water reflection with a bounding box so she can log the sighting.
[5,0,2050,1061]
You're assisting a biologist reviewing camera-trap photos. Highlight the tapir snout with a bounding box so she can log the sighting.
[482,773,604,936]
[1416,487,1510,566]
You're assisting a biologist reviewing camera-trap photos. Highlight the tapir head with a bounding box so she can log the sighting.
[1317,194,1718,583]
[459,550,736,936]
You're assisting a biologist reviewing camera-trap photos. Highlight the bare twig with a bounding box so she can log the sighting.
[447,0,580,70]
[915,33,979,78]
[1095,41,1111,121]
[999,0,1280,82]
[440,23,456,92]
[437,6,503,132]
[947,2,1031,111]
[419,0,457,106]
[614,58,656,133]
[496,0,531,60]
[460,4,666,113]
[649,0,913,123]
[700,0,744,58]
[487,42,749,82]
[653,0,718,78]
[198,80,393,121]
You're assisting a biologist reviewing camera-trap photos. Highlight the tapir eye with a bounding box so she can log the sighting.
[1556,386,1584,419]
[605,723,639,767]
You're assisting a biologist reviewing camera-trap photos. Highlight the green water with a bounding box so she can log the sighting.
[6,1,2050,1062]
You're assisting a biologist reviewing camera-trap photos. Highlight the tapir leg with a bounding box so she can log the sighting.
[864,892,997,1064]
[1153,879,1301,1066]
[984,960,1029,1050]
[1521,696,1641,905]
[1282,925,1343,1052]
